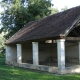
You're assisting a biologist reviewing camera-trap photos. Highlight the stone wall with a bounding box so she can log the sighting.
[22,43,57,65]
[39,43,57,65]
[65,42,79,64]
[22,44,32,63]
[5,45,17,64]
[5,42,80,74]
[10,45,17,63]
[22,42,79,65]
[6,42,78,65]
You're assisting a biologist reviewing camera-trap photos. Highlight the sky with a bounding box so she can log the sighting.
[52,0,80,11]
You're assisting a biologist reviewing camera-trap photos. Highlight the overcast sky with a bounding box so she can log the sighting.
[52,0,80,11]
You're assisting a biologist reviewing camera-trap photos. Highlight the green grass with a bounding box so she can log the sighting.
[0,54,80,80]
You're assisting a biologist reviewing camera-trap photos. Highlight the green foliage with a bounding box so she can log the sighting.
[0,0,53,39]
[61,6,68,11]
[0,55,80,80]
[0,33,5,53]
[27,0,52,18]
[51,8,59,14]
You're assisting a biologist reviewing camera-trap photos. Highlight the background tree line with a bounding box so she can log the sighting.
[0,0,54,39]
[0,0,67,53]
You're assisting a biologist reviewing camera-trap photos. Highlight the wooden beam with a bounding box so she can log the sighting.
[66,37,80,41]
[72,29,80,37]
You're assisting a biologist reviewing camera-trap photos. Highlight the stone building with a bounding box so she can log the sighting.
[5,6,80,74]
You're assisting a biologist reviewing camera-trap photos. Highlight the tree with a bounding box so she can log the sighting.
[61,6,68,11]
[0,32,5,53]
[0,0,53,39]
[51,8,59,14]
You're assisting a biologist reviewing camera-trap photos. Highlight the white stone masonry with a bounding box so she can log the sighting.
[17,44,22,63]
[5,45,11,64]
[32,42,39,65]
[57,39,65,72]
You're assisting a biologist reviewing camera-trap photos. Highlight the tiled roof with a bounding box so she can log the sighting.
[6,6,80,44]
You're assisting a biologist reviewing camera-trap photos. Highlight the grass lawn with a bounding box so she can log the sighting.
[0,54,80,80]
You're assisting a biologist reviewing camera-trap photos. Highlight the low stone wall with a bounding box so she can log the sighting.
[11,62,80,74]
[11,62,58,73]
[65,65,80,73]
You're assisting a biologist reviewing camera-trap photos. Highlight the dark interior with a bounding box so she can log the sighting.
[68,25,80,37]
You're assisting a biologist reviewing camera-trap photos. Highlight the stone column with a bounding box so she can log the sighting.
[79,41,80,64]
[32,42,39,65]
[57,39,65,73]
[17,44,22,63]
[5,45,11,64]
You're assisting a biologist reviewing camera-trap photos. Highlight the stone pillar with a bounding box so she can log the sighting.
[79,41,80,64]
[5,45,11,64]
[17,44,22,63]
[32,42,39,65]
[57,39,65,73]
[5,45,17,65]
